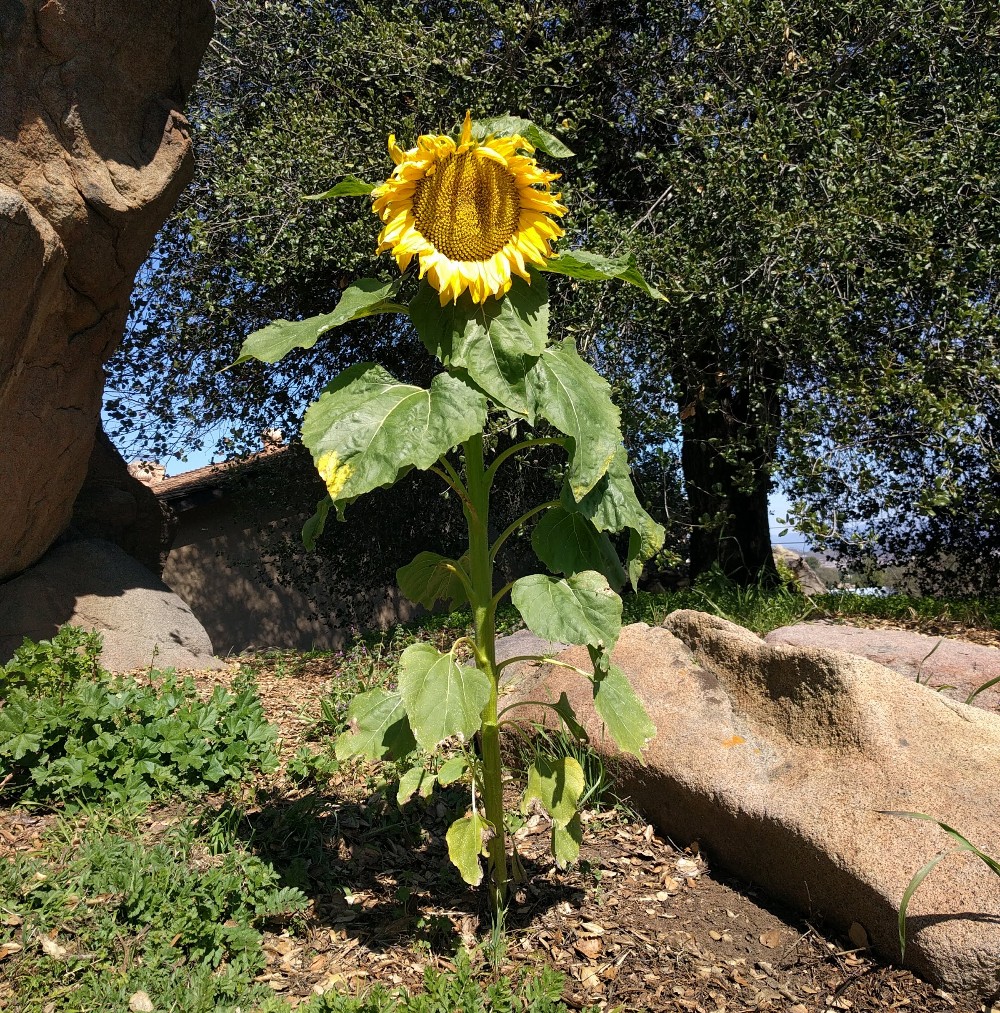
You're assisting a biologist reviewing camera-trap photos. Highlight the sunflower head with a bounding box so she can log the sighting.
[371,111,567,305]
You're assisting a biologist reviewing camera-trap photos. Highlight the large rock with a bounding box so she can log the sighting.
[500,611,1000,998]
[0,0,213,581]
[0,539,225,673]
[68,426,176,576]
[766,621,1000,714]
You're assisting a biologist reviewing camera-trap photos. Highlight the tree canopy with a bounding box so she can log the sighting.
[108,0,1000,591]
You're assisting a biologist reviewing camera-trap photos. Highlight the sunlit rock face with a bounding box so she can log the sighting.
[0,0,213,581]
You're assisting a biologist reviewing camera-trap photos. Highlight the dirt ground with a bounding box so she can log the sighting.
[2,618,996,1012]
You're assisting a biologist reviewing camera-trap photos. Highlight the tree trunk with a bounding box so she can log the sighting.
[679,360,783,587]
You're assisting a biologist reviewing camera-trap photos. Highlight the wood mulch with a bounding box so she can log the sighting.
[2,626,996,1012]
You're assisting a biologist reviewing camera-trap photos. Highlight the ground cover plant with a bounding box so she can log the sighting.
[0,628,277,805]
[234,112,667,910]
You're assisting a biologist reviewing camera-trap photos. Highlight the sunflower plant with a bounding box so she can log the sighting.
[234,112,665,910]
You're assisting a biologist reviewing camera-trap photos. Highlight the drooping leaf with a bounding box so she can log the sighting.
[302,365,487,517]
[471,116,575,159]
[511,571,622,652]
[335,689,416,762]
[592,663,655,760]
[531,506,627,588]
[302,496,332,551]
[541,249,665,300]
[397,644,491,751]
[233,279,407,366]
[410,276,548,415]
[564,446,665,588]
[396,551,469,611]
[526,340,622,499]
[302,176,377,199]
[446,812,491,886]
[397,764,435,806]
[522,755,585,827]
[551,692,589,743]
[553,813,583,868]
[436,755,469,786]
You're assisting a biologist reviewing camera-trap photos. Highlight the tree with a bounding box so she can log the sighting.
[108,1,1000,589]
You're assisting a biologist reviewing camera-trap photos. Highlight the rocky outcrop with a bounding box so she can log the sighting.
[0,0,214,581]
[68,427,176,576]
[766,621,1000,714]
[772,545,827,595]
[500,611,1000,998]
[0,539,225,672]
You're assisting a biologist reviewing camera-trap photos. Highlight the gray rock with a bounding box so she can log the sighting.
[501,610,1000,998]
[766,621,1000,714]
[772,545,827,595]
[0,539,225,672]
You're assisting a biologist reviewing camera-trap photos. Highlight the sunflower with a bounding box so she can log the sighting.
[371,111,567,305]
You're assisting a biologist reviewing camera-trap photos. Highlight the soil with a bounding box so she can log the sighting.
[2,627,996,1013]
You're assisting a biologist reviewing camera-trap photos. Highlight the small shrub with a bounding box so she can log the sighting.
[0,627,278,805]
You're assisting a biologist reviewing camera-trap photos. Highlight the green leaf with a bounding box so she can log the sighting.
[446,812,491,886]
[302,496,332,551]
[302,176,377,199]
[232,279,407,366]
[397,644,491,751]
[564,447,665,589]
[541,249,666,301]
[551,692,589,743]
[410,276,548,415]
[592,662,655,760]
[523,755,585,827]
[436,755,469,786]
[397,764,435,806]
[531,506,627,589]
[527,340,622,499]
[471,116,575,158]
[302,365,487,517]
[396,551,469,611]
[552,813,582,868]
[335,689,416,762]
[511,571,622,652]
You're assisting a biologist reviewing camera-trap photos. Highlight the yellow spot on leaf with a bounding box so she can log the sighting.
[316,451,352,500]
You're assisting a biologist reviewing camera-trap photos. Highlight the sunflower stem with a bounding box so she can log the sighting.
[462,432,507,914]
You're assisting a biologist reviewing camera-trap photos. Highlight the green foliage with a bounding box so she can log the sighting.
[0,811,307,1012]
[301,951,589,1013]
[880,812,1000,958]
[0,629,278,804]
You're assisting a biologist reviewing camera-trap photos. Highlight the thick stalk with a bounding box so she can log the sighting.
[462,433,507,911]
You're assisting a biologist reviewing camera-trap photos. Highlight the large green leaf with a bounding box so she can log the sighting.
[471,116,575,159]
[511,571,622,652]
[410,276,548,415]
[446,812,491,886]
[396,551,469,611]
[531,506,627,589]
[302,175,377,199]
[522,755,585,828]
[233,279,407,366]
[592,663,656,760]
[526,340,622,499]
[541,249,665,301]
[302,365,487,517]
[335,689,416,762]
[564,447,665,589]
[397,644,491,751]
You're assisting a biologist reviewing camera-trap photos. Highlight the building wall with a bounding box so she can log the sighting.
[161,497,422,656]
